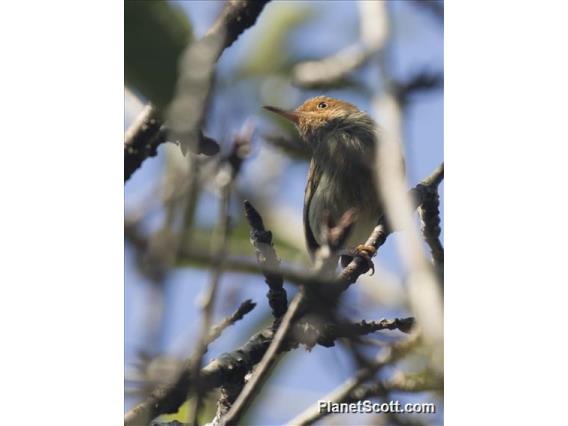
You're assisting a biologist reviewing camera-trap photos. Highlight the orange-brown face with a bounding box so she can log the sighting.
[295,96,358,115]
[264,96,359,137]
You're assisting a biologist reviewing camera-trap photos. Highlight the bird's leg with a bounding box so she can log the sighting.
[340,245,376,275]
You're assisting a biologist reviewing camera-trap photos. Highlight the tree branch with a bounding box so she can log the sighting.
[168,0,271,153]
[124,104,165,182]
[222,291,305,425]
[188,122,254,425]
[124,164,443,425]
[331,163,444,296]
[330,317,416,337]
[291,1,388,89]
[125,0,271,181]
[286,333,420,426]
[243,200,288,318]
[209,300,257,344]
[124,300,257,426]
[417,164,444,273]
[176,164,445,296]
[206,0,272,59]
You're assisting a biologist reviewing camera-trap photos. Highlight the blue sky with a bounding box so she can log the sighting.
[125,2,443,424]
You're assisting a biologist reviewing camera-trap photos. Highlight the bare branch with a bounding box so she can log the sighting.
[124,103,222,182]
[349,370,443,401]
[309,317,415,349]
[287,333,420,426]
[124,105,165,182]
[125,0,271,181]
[168,0,271,153]
[244,200,288,318]
[176,164,445,295]
[124,301,258,426]
[124,162,443,425]
[416,164,444,273]
[292,1,388,89]
[208,300,257,356]
[188,121,256,424]
[332,317,415,337]
[222,291,305,425]
[206,0,272,58]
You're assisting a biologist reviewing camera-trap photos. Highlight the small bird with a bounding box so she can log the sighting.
[264,96,382,268]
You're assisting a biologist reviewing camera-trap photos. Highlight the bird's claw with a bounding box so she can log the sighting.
[354,244,376,275]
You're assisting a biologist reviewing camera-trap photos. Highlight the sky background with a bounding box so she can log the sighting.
[125,1,443,424]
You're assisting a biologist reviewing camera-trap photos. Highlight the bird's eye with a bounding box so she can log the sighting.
[317,101,328,109]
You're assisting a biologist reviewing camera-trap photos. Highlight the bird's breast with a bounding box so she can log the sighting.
[309,169,381,248]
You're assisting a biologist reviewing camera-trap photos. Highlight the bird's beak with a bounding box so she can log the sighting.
[263,105,302,125]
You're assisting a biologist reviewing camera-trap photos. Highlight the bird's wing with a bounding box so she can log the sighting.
[303,159,320,259]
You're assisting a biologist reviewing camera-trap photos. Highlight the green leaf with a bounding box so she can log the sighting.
[125,0,193,112]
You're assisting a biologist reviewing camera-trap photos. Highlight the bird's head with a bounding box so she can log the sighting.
[264,96,372,141]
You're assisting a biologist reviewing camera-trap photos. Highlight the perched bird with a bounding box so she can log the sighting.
[264,96,382,268]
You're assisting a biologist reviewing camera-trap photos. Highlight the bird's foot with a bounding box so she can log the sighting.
[340,245,376,275]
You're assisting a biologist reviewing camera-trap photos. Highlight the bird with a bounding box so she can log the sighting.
[264,96,383,270]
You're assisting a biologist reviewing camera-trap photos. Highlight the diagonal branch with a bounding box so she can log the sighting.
[208,300,257,345]
[221,291,305,425]
[125,0,271,182]
[124,164,443,425]
[332,163,444,295]
[124,300,257,426]
[286,333,420,426]
[221,206,359,424]
[124,104,166,182]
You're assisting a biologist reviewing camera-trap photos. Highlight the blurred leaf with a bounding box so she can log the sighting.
[154,400,190,424]
[153,393,217,425]
[177,218,308,272]
[237,3,314,77]
[125,0,193,111]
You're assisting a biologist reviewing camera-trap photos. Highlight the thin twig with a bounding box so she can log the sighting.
[208,299,257,347]
[124,300,257,426]
[286,333,419,426]
[331,317,416,337]
[349,370,443,401]
[167,0,271,153]
[221,206,358,424]
[125,1,270,181]
[222,291,305,425]
[188,160,239,425]
[176,164,445,295]
[291,1,388,89]
[124,164,443,425]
